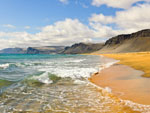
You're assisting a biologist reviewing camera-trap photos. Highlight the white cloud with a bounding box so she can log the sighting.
[90,23,119,38]
[89,13,114,24]
[89,3,150,38]
[115,4,150,31]
[92,0,150,9]
[0,19,94,49]
[3,24,16,29]
[59,0,68,4]
[35,18,94,45]
[24,26,31,29]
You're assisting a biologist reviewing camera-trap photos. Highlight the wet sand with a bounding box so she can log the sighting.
[89,64,150,105]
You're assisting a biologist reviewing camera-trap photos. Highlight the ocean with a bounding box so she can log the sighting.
[0,54,149,113]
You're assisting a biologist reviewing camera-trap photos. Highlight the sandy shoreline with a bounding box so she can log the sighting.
[89,57,150,105]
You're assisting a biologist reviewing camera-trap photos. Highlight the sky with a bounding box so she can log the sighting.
[0,0,150,49]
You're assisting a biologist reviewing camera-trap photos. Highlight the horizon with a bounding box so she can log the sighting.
[0,0,150,49]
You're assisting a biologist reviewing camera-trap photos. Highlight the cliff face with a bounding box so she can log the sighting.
[62,43,104,54]
[105,29,150,46]
[97,29,150,53]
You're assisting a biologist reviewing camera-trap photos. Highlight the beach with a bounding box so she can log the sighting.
[90,52,150,105]
[1,54,150,112]
[2,54,137,113]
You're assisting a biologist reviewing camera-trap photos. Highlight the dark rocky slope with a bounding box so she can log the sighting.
[61,43,104,54]
[97,29,150,53]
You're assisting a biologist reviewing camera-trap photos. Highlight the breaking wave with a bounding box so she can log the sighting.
[0,63,10,69]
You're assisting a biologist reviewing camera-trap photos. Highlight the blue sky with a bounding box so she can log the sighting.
[0,0,150,49]
[0,0,119,33]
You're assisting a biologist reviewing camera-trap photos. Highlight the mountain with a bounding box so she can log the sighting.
[96,29,150,53]
[0,48,26,54]
[0,46,65,54]
[26,46,65,54]
[1,29,150,54]
[61,43,104,54]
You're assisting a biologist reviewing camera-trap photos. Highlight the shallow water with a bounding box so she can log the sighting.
[0,54,150,113]
[0,80,114,112]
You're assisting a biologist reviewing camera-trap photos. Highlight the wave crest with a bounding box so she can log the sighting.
[0,63,10,69]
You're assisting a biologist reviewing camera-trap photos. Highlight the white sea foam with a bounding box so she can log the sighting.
[16,55,118,84]
[64,59,86,63]
[38,67,99,79]
[0,63,10,69]
[32,72,53,84]
[104,87,112,93]
[34,59,117,85]
[74,80,86,84]
[100,60,119,70]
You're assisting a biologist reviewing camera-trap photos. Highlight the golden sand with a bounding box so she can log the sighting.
[103,52,150,77]
[89,52,150,105]
[90,64,150,105]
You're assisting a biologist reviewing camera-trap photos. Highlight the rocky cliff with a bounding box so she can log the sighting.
[97,29,150,53]
[61,43,104,54]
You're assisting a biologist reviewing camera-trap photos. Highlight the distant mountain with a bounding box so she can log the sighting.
[61,43,104,54]
[96,29,150,53]
[0,46,65,54]
[26,46,65,54]
[0,48,26,54]
[1,29,150,54]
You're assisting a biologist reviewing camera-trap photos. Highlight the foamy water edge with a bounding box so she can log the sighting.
[88,55,150,113]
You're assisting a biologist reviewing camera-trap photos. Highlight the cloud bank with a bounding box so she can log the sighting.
[0,19,94,49]
[89,3,150,35]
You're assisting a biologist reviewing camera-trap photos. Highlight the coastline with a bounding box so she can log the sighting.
[89,53,150,105]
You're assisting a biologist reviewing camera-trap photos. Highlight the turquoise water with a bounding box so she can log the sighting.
[0,54,101,86]
[0,54,80,81]
[0,54,149,113]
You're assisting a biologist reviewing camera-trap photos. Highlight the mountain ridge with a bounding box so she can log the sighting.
[61,43,104,54]
[96,29,150,53]
[1,29,150,54]
[0,46,65,54]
